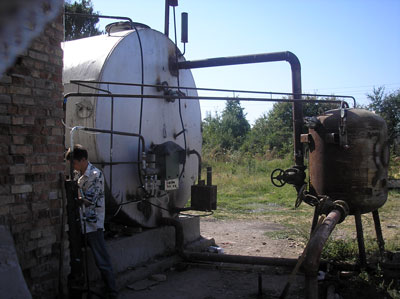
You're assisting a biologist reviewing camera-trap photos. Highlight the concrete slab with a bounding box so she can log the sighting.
[87,216,205,283]
[0,225,31,299]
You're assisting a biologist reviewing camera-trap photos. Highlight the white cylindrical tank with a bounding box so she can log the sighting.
[63,25,202,227]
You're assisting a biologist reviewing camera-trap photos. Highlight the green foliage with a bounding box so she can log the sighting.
[202,99,250,156]
[64,0,102,41]
[367,87,400,148]
[241,97,338,158]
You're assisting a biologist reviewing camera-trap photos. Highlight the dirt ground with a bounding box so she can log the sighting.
[200,218,305,258]
[117,217,397,299]
[118,218,309,299]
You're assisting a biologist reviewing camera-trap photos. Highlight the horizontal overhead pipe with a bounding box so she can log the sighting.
[178,51,303,167]
[64,93,349,107]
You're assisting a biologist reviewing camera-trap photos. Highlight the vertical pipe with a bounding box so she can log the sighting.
[287,53,303,167]
[310,206,320,235]
[354,211,367,268]
[164,0,170,37]
[177,52,303,167]
[372,210,385,256]
[303,209,343,299]
[207,167,212,186]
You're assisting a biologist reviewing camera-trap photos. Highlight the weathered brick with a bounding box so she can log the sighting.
[31,41,45,52]
[10,86,32,95]
[13,212,32,224]
[13,95,34,105]
[11,204,29,214]
[34,156,48,164]
[0,75,12,84]
[48,191,58,200]
[9,145,33,155]
[0,94,11,104]
[0,195,14,206]
[36,245,52,258]
[30,229,42,239]
[23,116,35,125]
[28,50,49,62]
[11,222,31,234]
[33,89,51,97]
[0,184,10,195]
[11,184,33,194]
[32,202,49,212]
[0,205,10,215]
[0,115,11,124]
[31,165,50,173]
[37,235,56,248]
[0,104,7,113]
[11,116,23,125]
[12,135,25,144]
[9,165,29,174]
[13,175,25,184]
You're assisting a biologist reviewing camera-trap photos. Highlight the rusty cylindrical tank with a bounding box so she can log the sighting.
[308,108,389,214]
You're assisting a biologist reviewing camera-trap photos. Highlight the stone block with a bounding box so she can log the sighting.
[0,94,12,103]
[9,165,28,175]
[12,136,25,145]
[0,195,15,206]
[28,50,49,62]
[0,115,10,124]
[10,86,31,96]
[11,116,23,125]
[11,184,33,194]
[9,145,33,155]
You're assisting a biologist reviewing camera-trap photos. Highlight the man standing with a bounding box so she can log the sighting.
[66,144,117,298]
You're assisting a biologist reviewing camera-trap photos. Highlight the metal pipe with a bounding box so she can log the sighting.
[303,209,343,299]
[64,12,134,28]
[69,79,357,107]
[177,51,303,166]
[372,210,385,256]
[187,149,202,184]
[207,167,212,186]
[164,0,170,36]
[184,251,300,268]
[64,92,347,105]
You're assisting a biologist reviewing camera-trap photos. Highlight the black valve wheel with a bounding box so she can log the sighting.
[271,168,286,187]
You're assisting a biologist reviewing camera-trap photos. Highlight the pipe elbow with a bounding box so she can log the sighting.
[285,51,301,71]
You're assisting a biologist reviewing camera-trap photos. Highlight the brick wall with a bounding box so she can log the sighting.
[0,15,65,297]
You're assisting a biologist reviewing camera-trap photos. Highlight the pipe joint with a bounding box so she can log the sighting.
[333,200,349,223]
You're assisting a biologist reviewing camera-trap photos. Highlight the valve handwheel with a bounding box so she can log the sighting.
[271,168,286,187]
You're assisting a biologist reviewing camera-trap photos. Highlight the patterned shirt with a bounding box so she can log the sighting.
[77,162,105,233]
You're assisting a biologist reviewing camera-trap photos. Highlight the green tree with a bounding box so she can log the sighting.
[64,0,102,41]
[202,111,223,153]
[242,97,338,157]
[202,100,250,154]
[367,87,400,147]
[220,99,250,151]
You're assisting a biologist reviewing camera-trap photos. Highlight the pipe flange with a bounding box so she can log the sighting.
[333,200,349,223]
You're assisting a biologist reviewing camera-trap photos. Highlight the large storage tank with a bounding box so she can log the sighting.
[63,24,202,227]
[308,108,389,214]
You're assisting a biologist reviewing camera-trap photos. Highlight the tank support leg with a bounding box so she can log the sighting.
[372,209,385,257]
[310,206,319,236]
[354,211,367,268]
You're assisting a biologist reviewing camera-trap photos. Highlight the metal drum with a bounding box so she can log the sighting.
[308,108,389,214]
[63,25,202,227]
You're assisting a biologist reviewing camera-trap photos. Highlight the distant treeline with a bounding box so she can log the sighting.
[202,87,400,159]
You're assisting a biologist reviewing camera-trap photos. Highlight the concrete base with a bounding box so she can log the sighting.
[87,216,211,287]
[0,225,31,299]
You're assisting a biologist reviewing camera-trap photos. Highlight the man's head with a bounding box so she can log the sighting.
[66,144,89,173]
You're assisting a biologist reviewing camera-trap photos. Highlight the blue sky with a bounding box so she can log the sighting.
[91,0,400,124]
